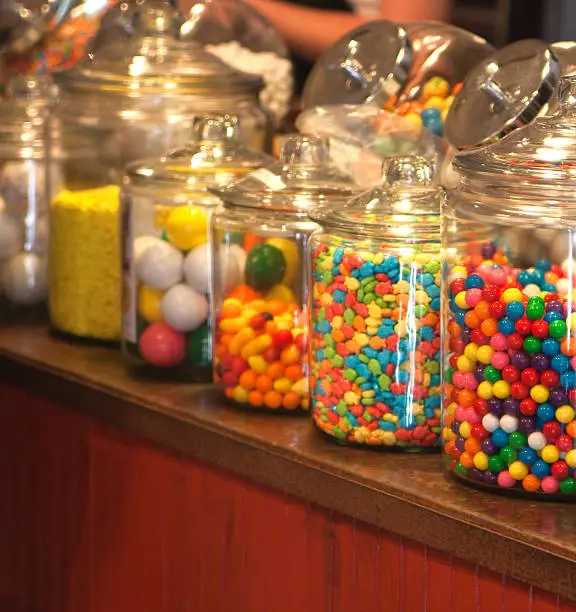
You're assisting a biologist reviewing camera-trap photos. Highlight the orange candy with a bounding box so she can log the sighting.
[267,361,285,380]
[248,390,265,407]
[264,390,283,410]
[480,318,498,337]
[474,301,490,321]
[221,299,243,319]
[458,389,476,408]
[281,344,300,366]
[285,363,303,381]
[256,374,273,394]
[464,438,481,455]
[561,337,576,356]
[522,474,541,492]
[239,370,258,391]
[228,285,259,303]
[459,451,474,469]
[566,420,576,438]
[464,311,481,329]
[282,392,301,410]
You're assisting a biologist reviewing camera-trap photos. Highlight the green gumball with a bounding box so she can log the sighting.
[188,324,211,366]
[244,243,286,291]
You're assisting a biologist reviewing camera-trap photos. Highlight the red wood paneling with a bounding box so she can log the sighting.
[1,381,574,612]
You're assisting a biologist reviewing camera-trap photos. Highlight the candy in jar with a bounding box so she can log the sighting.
[443,74,576,498]
[211,135,361,412]
[0,76,56,319]
[121,114,272,380]
[309,156,443,450]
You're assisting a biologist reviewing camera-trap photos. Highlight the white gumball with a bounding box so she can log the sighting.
[184,244,210,294]
[136,240,183,290]
[3,252,48,305]
[160,283,208,332]
[220,246,242,293]
[499,414,518,434]
[522,283,541,298]
[134,236,164,263]
[528,432,547,452]
[482,413,500,433]
[0,213,21,260]
[557,278,570,296]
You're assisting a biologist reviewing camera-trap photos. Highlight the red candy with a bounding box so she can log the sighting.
[139,322,186,368]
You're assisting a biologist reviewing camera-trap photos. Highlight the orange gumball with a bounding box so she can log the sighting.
[239,370,258,391]
[459,451,474,469]
[244,235,263,251]
[264,390,283,410]
[464,311,481,329]
[228,284,260,303]
[267,361,286,380]
[464,438,481,455]
[256,374,274,394]
[280,344,300,366]
[248,390,265,407]
[474,301,490,321]
[285,363,303,381]
[480,318,498,337]
[282,392,302,410]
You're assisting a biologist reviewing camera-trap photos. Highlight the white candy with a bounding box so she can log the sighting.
[184,244,242,294]
[205,42,293,123]
[229,244,247,278]
[161,283,208,332]
[482,413,500,433]
[561,257,574,276]
[522,283,541,298]
[136,240,183,291]
[528,431,547,451]
[499,414,518,434]
[3,252,48,305]
[557,277,570,296]
[134,236,165,263]
[0,213,21,260]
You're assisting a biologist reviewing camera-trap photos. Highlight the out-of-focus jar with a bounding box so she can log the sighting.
[48,0,269,342]
[309,157,443,450]
[121,114,272,380]
[443,75,576,498]
[0,75,56,318]
[210,135,360,413]
[302,20,494,141]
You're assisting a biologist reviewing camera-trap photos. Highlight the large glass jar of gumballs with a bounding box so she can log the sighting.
[0,75,56,319]
[309,156,443,450]
[48,0,269,342]
[211,135,360,413]
[121,114,272,380]
[443,74,576,498]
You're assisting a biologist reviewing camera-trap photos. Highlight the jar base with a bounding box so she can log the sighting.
[447,469,576,502]
[50,326,121,347]
[313,425,440,453]
[0,298,48,325]
[226,398,308,416]
[127,362,212,384]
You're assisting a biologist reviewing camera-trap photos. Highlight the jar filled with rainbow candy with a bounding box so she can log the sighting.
[120,115,271,380]
[210,135,360,413]
[309,156,444,450]
[443,75,576,498]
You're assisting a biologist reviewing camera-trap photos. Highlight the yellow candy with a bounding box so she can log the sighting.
[219,316,247,334]
[541,444,560,464]
[403,112,422,130]
[228,327,256,356]
[556,405,575,424]
[345,277,361,291]
[368,303,382,319]
[476,345,494,364]
[267,238,300,286]
[354,333,370,347]
[569,312,576,332]
[530,384,550,404]
[248,355,268,374]
[395,321,408,338]
[464,342,478,362]
[459,421,472,438]
[344,391,360,405]
[354,427,371,444]
[477,381,493,400]
[473,451,489,471]
[332,315,343,330]
[456,355,474,373]
[241,334,272,360]
[233,385,249,404]
[454,291,470,309]
[424,95,447,110]
[502,288,523,303]
[492,380,510,399]
[291,378,309,396]
[138,285,164,323]
[421,76,450,101]
[566,449,576,468]
[165,206,208,251]
[265,284,296,303]
[509,461,529,480]
[273,377,293,394]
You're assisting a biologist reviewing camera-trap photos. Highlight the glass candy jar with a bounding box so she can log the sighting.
[121,115,272,380]
[309,157,443,450]
[48,0,268,342]
[443,75,576,498]
[0,76,56,318]
[211,135,360,413]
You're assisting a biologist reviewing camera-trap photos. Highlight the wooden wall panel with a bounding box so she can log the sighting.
[1,381,574,612]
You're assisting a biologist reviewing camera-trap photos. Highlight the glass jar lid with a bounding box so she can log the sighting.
[125,114,273,191]
[56,0,262,96]
[310,155,442,242]
[445,39,560,151]
[302,20,412,109]
[210,135,361,214]
[0,75,54,158]
[454,75,576,186]
[0,0,73,54]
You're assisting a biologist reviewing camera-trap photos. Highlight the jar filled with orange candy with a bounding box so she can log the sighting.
[210,135,361,413]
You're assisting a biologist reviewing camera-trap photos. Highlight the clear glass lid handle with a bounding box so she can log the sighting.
[192,114,240,143]
[386,155,435,187]
[557,74,576,116]
[279,135,327,168]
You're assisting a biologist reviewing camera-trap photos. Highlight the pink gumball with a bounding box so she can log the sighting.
[462,372,478,390]
[570,356,576,371]
[465,288,483,307]
[497,471,515,488]
[491,351,510,370]
[465,407,481,424]
[490,268,507,286]
[139,322,186,367]
[490,333,508,351]
[541,476,560,494]
[454,406,467,422]
[452,371,465,388]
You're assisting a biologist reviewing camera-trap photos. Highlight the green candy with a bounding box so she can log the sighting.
[245,243,286,291]
[549,319,568,340]
[378,374,391,390]
[324,347,336,359]
[509,431,527,449]
[526,296,545,320]
[343,308,355,324]
[187,324,211,366]
[488,455,505,473]
[483,365,501,383]
[228,232,244,246]
[500,446,517,464]
[560,477,576,495]
[454,462,468,476]
[368,359,381,375]
[336,401,348,416]
[332,355,344,368]
[363,292,377,304]
[523,336,541,354]
[343,368,357,381]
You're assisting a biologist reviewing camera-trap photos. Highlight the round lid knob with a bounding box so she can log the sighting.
[386,155,435,188]
[192,114,240,143]
[302,20,412,109]
[278,135,328,168]
[445,39,561,151]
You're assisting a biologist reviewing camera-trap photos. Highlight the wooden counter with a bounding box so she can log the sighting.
[1,325,575,611]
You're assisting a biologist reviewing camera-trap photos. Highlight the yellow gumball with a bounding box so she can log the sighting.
[424,96,447,111]
[421,77,450,101]
[265,284,296,303]
[266,238,300,286]
[138,285,164,323]
[165,206,208,251]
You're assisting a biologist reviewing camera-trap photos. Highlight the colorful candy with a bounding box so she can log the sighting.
[310,244,442,449]
[444,241,576,496]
